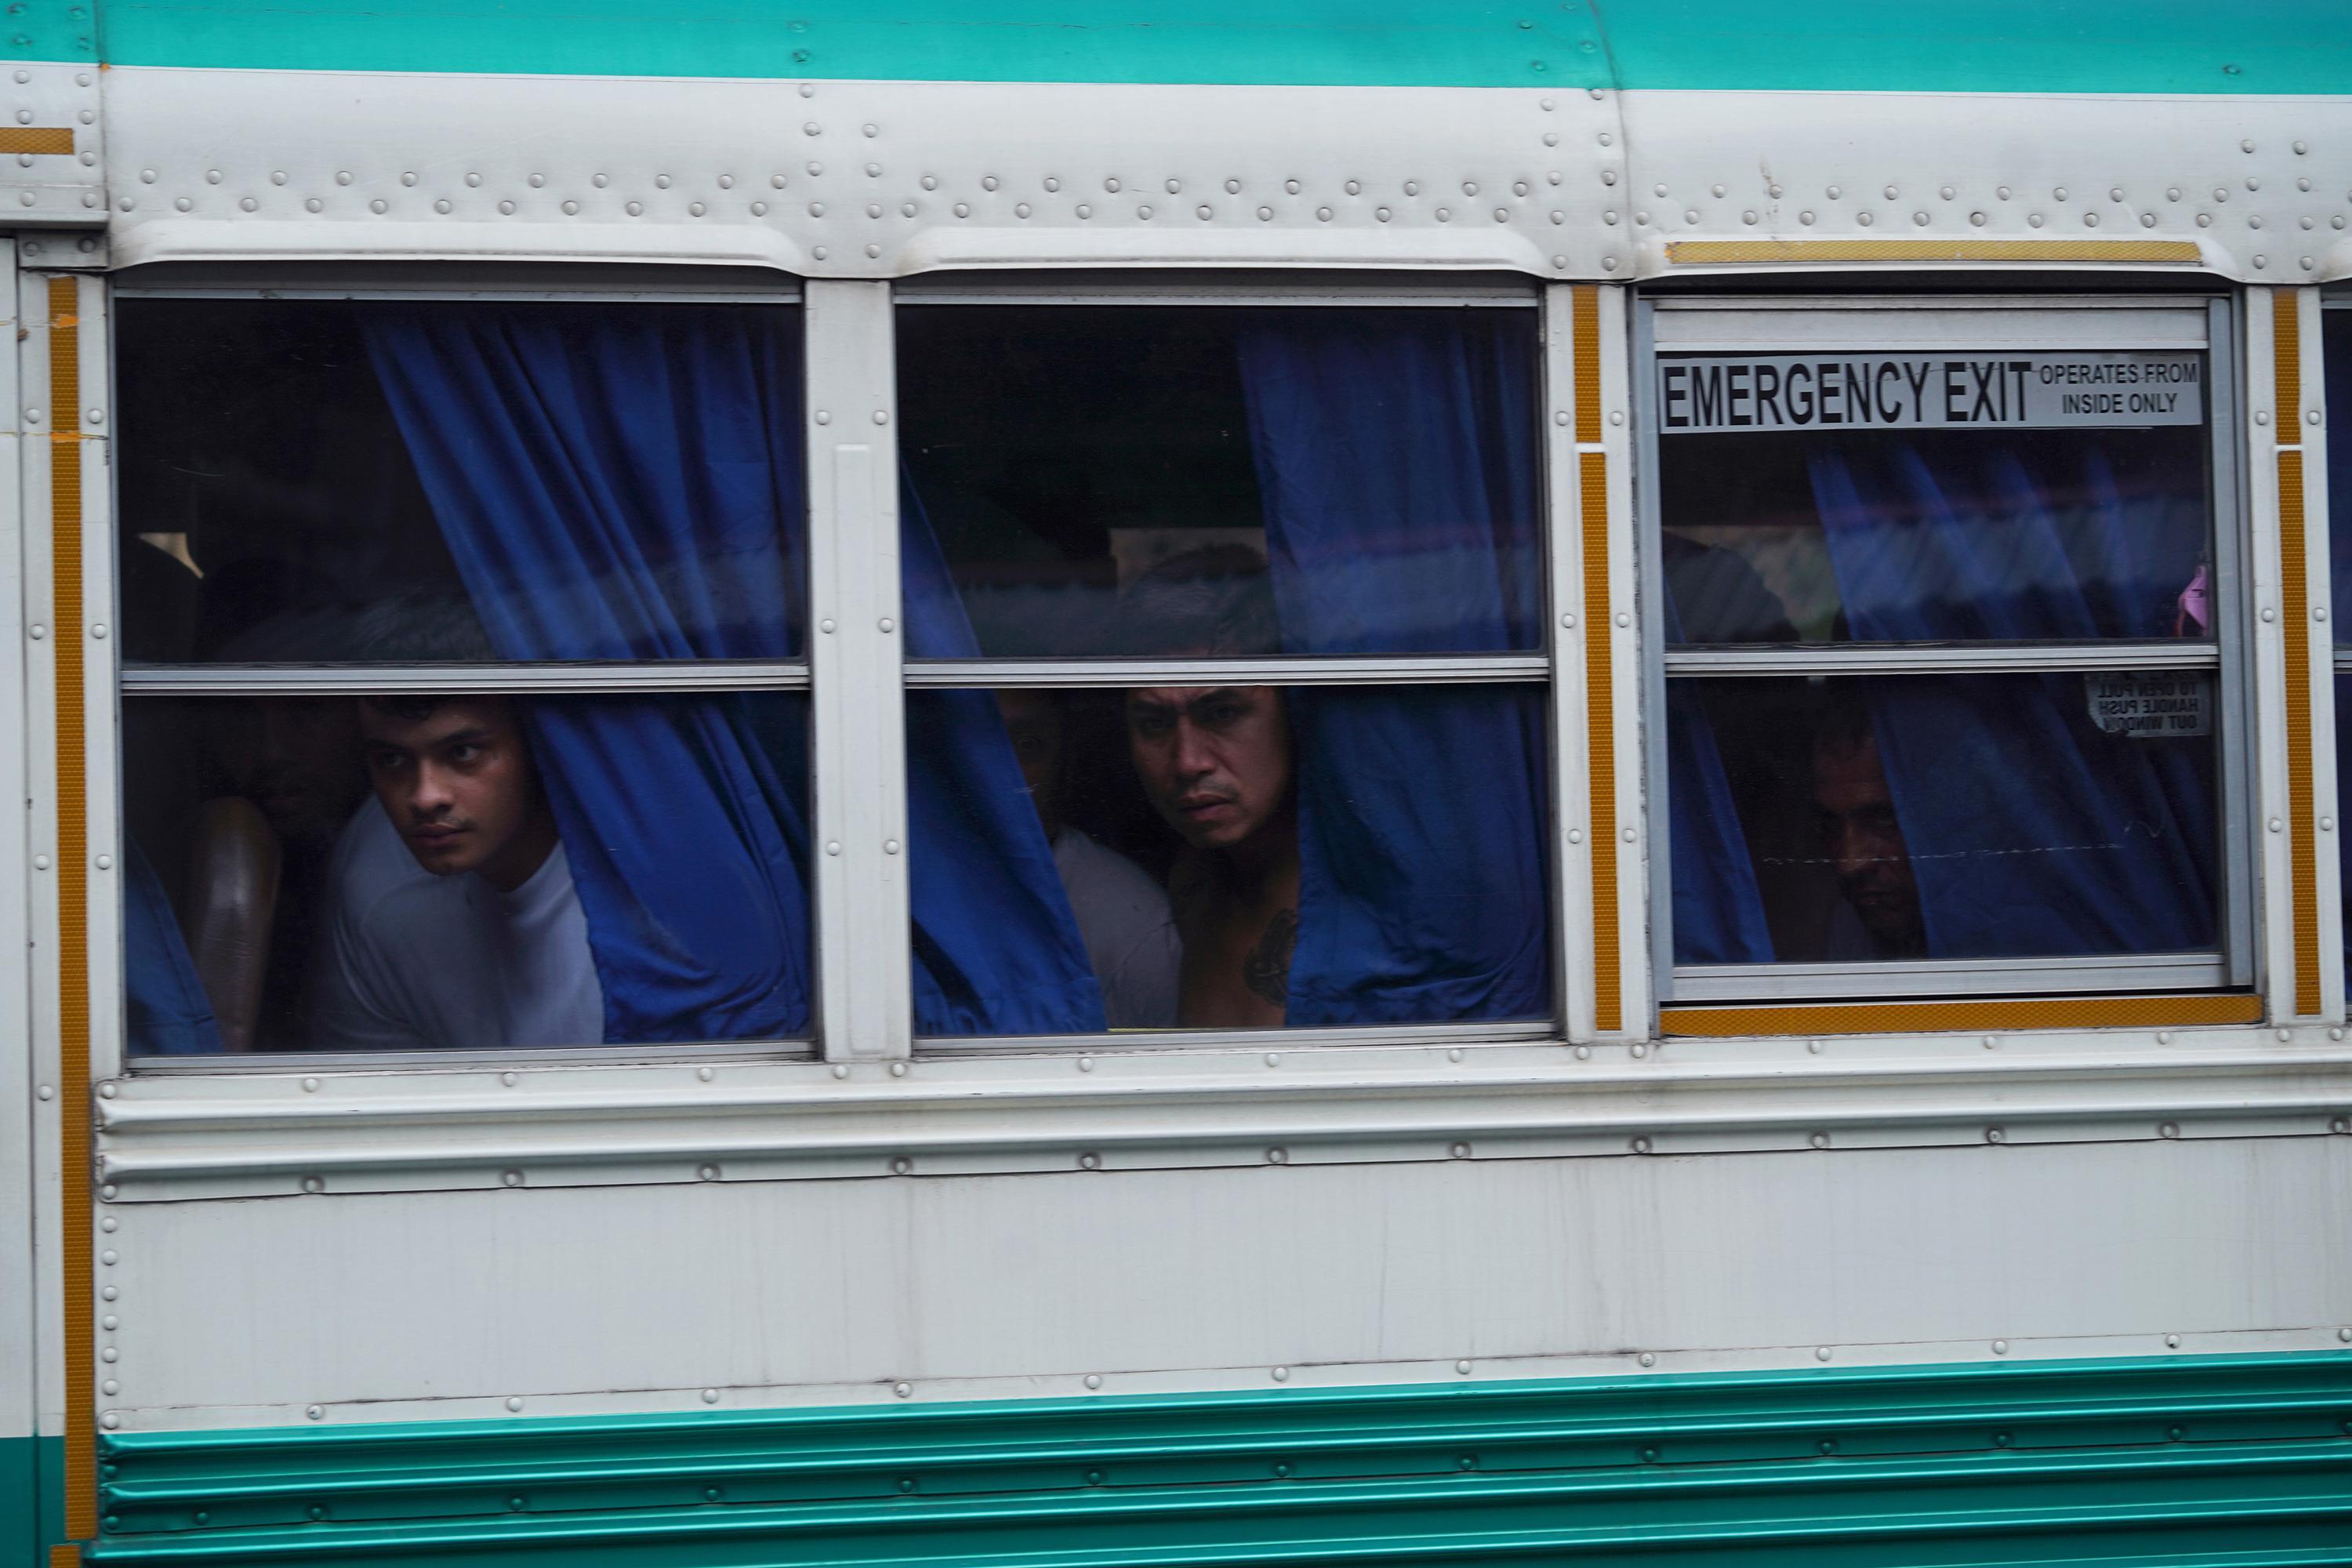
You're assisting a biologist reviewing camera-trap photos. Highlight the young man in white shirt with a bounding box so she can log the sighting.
[315,694,603,1051]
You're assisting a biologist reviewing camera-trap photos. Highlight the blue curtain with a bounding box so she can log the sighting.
[126,840,223,1055]
[902,485,1105,1036]
[366,307,813,1043]
[1659,590,1774,964]
[1236,313,1551,1022]
[1811,442,2216,957]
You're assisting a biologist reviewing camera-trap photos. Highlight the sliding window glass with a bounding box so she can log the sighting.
[898,295,1552,1041]
[1642,296,2250,1002]
[116,296,812,1058]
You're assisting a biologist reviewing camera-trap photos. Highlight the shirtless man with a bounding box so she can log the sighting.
[1116,546,1298,1028]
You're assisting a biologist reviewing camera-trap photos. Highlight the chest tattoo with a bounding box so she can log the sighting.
[1243,907,1298,1007]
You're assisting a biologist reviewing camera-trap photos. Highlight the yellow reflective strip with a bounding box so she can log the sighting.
[2281,449,2320,1015]
[1661,993,2265,1038]
[0,127,74,155]
[2274,291,2302,441]
[1581,456,1617,1033]
[1665,238,2201,265]
[48,275,94,1543]
[1573,285,1617,1033]
[52,1544,82,1568]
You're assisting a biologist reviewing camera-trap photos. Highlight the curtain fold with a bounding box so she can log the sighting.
[365,307,813,1044]
[1236,313,1551,1022]
[1658,589,1775,964]
[1810,442,2216,958]
[126,840,223,1055]
[901,483,1107,1036]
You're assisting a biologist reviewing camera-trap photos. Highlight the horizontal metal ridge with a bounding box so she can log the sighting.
[85,1438,2352,1562]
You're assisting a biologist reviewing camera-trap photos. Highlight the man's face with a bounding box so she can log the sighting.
[214,698,366,853]
[359,699,542,883]
[1127,684,1291,851]
[1812,733,1925,956]
[994,689,1065,840]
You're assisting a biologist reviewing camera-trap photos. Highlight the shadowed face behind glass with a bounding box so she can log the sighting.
[1126,684,1291,854]
[1812,730,1925,957]
[359,697,554,891]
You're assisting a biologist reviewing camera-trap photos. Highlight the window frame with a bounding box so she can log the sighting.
[1635,291,2257,1005]
[110,271,821,1071]
[890,277,1566,1054]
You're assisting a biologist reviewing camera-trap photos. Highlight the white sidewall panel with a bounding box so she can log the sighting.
[105,1137,2352,1428]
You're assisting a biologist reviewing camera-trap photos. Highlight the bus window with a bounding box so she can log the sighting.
[1649,302,2244,1004]
[123,691,812,1057]
[895,302,1552,1039]
[118,297,811,1058]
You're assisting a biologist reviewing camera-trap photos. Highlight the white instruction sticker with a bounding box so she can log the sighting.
[2086,673,2210,738]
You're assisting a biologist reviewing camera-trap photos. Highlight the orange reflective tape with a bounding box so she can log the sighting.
[1665,238,2201,265]
[2281,448,2320,1015]
[1581,452,1617,1033]
[49,276,95,1543]
[1572,283,1601,446]
[0,127,74,155]
[52,1544,83,1568]
[1661,993,2264,1038]
[2274,292,2302,442]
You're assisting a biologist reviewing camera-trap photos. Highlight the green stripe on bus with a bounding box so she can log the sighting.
[83,1352,2352,1564]
[32,1,2352,93]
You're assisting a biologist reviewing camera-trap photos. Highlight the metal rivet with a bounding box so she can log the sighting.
[2159,1122,2180,1139]
[501,1170,523,1187]
[1077,1056,1094,1072]
[1631,1136,1651,1154]
[825,840,841,855]
[96,1079,114,1096]
[1267,1147,1287,1164]
[300,1175,322,1194]
[1079,1152,1100,1170]
[1560,612,1575,627]
[90,627,106,642]
[2270,816,2283,831]
[1815,1346,1832,1361]
[1806,1040,1823,1054]
[506,1397,524,1412]
[888,1062,908,1078]
[1447,1048,1464,1062]
[1574,1045,1591,1059]
[1271,1366,1289,1381]
[27,626,40,640]
[2278,1029,2293,1043]
[307,1405,323,1420]
[872,410,888,425]
[1450,1142,1471,1159]
[35,1084,50,1100]
[1456,1359,1472,1374]
[1085,1374,1102,1388]
[1809,1132,1829,1149]
[1639,1353,1655,1367]
[878,619,895,634]
[2261,606,2276,620]
[1992,1340,2009,1355]
[1986,1127,2005,1144]
[814,410,830,425]
[1610,410,1624,426]
[2165,1334,2180,1348]
[832,1064,850,1079]
[1567,829,1583,843]
[1620,826,1635,843]
[698,1163,720,1181]
[1265,1052,1280,1067]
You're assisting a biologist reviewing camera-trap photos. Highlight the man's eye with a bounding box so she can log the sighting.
[368,752,405,772]
[447,744,481,764]
[1131,713,1170,736]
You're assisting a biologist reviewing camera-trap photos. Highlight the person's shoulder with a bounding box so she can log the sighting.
[1053,828,1169,908]
[328,800,443,929]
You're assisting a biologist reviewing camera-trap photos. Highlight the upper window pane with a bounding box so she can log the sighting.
[898,306,1542,658]
[118,299,807,664]
[2328,308,2352,645]
[1657,351,2215,645]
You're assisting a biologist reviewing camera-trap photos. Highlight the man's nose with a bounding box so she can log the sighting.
[407,760,456,815]
[1168,719,1215,779]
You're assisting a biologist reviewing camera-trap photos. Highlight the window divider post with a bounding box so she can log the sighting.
[804,280,913,1061]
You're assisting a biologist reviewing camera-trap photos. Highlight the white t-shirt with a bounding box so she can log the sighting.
[1053,827,1181,1030]
[314,800,604,1051]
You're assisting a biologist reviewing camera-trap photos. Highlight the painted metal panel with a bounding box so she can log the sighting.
[72,1355,2352,1566]
[0,62,101,228]
[49,0,2352,96]
[96,1134,2352,1429]
[81,70,2352,283]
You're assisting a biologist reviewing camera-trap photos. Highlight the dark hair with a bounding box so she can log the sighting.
[1109,543,1280,658]
[347,590,499,664]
